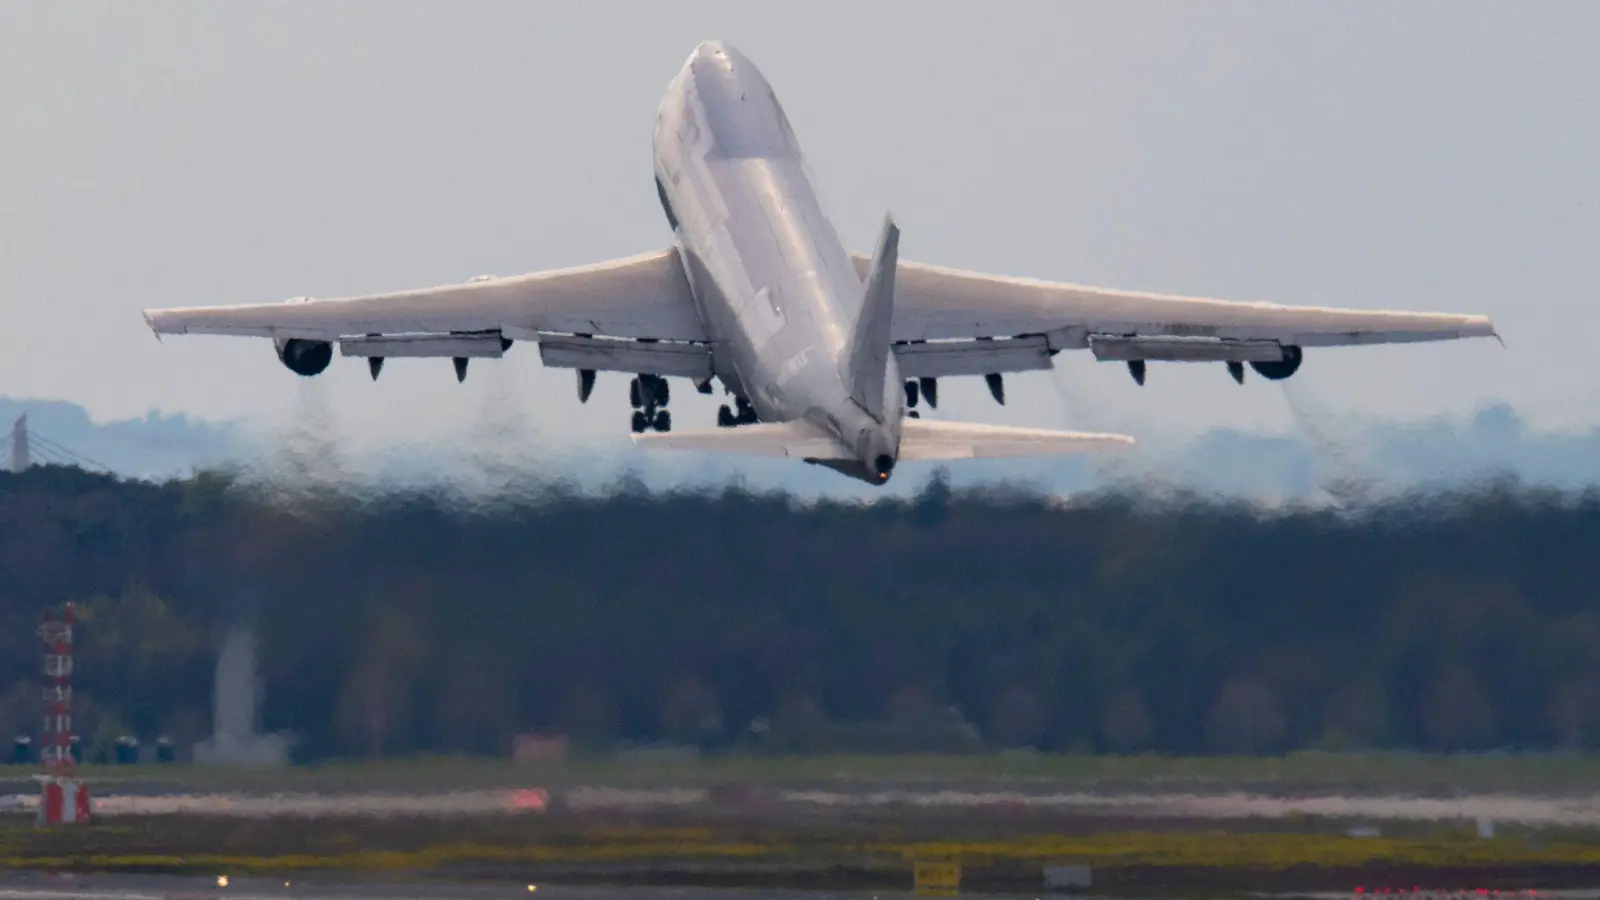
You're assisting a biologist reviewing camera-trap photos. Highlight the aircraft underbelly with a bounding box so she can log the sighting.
[688,158,860,424]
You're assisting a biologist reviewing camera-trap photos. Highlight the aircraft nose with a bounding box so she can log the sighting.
[692,40,729,61]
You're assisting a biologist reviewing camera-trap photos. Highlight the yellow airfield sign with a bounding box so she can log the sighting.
[914,860,961,895]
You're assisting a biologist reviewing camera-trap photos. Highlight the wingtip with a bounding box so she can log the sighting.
[1467,314,1501,347]
[141,310,162,342]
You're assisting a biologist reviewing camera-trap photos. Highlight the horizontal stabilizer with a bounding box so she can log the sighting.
[898,419,1134,460]
[632,422,852,459]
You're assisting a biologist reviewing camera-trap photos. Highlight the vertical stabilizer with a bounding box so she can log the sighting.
[843,214,899,420]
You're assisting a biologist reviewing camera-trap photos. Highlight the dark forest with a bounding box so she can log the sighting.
[2,464,1598,761]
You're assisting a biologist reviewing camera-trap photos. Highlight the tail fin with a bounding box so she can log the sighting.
[843,213,899,420]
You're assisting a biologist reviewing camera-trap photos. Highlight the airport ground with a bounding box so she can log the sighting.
[10,751,1600,794]
[1,755,1599,894]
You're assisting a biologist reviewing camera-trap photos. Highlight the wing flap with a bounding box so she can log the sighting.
[632,422,852,459]
[143,248,707,343]
[538,335,713,379]
[898,418,1134,461]
[894,335,1054,378]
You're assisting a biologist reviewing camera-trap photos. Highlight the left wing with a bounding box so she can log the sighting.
[853,255,1498,377]
[142,248,710,377]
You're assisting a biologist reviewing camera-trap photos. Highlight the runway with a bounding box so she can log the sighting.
[0,873,1598,900]
[0,875,903,900]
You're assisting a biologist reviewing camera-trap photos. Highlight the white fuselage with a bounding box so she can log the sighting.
[650,41,904,482]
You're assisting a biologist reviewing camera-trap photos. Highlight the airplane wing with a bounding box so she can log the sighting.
[853,255,1498,377]
[142,249,711,377]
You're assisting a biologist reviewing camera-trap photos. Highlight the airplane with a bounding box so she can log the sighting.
[141,40,1499,486]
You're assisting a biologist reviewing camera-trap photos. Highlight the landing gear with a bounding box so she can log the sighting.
[629,374,673,433]
[717,397,759,428]
[905,380,920,409]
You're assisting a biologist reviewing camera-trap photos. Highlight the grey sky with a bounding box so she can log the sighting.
[0,2,1594,463]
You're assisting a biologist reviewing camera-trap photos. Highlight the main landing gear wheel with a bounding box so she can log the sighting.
[715,396,759,428]
[629,374,673,433]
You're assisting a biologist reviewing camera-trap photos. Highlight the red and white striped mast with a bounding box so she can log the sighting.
[40,605,73,777]
[37,603,88,824]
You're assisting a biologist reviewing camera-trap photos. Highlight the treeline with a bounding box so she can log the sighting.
[2,464,1600,760]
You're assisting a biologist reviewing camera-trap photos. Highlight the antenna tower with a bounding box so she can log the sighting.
[8,415,28,473]
[37,604,89,824]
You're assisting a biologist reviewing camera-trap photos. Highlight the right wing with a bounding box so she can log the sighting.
[854,255,1499,377]
[142,248,710,376]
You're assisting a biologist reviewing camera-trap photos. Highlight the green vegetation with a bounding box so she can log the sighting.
[4,465,1600,762]
[0,820,1596,885]
[15,751,1600,795]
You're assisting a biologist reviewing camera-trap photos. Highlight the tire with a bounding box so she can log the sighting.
[654,410,672,432]
[629,378,643,409]
[717,405,735,428]
[653,377,670,407]
[631,411,648,433]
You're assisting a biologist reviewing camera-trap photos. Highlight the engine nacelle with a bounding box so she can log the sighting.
[1249,344,1303,381]
[274,338,333,377]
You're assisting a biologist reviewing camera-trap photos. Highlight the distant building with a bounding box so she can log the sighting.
[193,625,288,765]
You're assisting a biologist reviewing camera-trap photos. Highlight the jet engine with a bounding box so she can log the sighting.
[274,338,333,377]
[1249,344,1303,381]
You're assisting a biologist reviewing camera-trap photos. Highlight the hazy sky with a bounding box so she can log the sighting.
[1,2,1595,463]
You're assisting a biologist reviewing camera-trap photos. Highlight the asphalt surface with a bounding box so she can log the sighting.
[0,873,1597,900]
[0,874,908,900]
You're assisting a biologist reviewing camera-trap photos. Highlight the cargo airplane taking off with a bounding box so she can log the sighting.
[142,41,1498,485]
